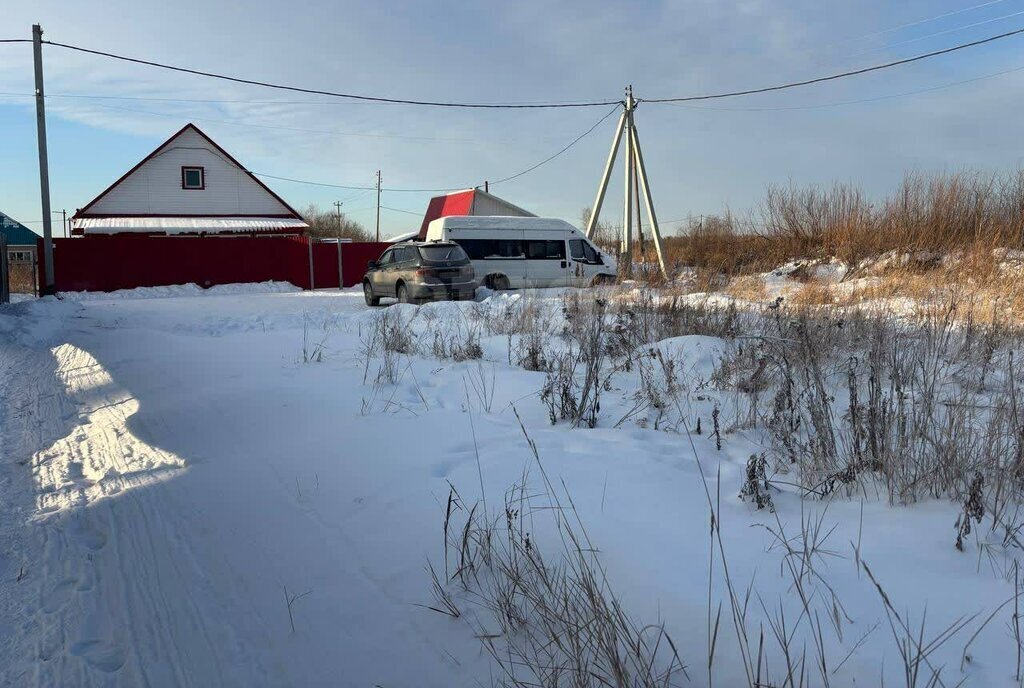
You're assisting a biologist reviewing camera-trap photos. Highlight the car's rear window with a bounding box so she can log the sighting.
[419,245,468,262]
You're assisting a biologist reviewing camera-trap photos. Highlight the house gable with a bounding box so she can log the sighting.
[0,212,41,247]
[76,124,301,219]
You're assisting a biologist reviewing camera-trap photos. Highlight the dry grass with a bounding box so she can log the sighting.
[724,275,767,302]
[650,171,1024,295]
[788,280,835,306]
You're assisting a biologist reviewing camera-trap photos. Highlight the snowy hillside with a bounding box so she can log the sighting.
[0,284,1021,686]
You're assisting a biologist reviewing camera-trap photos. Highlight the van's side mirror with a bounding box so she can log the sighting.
[367,260,379,270]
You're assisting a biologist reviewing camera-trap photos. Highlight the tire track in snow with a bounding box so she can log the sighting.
[0,332,264,686]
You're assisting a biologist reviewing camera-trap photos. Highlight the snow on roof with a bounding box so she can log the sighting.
[431,216,579,231]
[72,217,309,235]
[386,230,420,243]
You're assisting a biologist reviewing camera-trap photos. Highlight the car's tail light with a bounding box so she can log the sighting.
[416,267,438,277]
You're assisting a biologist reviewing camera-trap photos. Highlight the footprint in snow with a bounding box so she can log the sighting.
[42,578,78,613]
[70,520,108,552]
[70,639,126,672]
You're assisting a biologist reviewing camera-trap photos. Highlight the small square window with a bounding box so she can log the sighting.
[181,166,205,190]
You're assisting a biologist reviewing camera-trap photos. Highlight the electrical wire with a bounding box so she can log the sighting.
[642,26,1024,103]
[40,40,623,109]
[0,39,31,43]
[255,103,620,192]
[489,104,620,185]
[843,8,1024,59]
[253,173,458,194]
[380,206,423,216]
[662,62,1024,112]
[827,0,1011,47]
[49,100,489,143]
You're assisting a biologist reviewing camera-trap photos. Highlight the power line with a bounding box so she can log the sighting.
[380,205,422,216]
[40,39,623,109]
[254,172,458,194]
[0,39,31,43]
[490,104,620,185]
[0,92,593,146]
[642,26,1024,103]
[827,0,1011,47]
[255,103,620,193]
[43,99,491,143]
[663,62,1024,112]
[843,8,1024,59]
[0,91,383,107]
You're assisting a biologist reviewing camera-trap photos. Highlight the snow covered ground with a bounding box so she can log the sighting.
[0,283,1019,686]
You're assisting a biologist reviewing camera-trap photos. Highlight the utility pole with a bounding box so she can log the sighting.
[33,24,55,294]
[585,85,667,279]
[333,201,344,291]
[622,86,634,270]
[375,170,382,242]
[52,209,66,237]
[334,200,344,234]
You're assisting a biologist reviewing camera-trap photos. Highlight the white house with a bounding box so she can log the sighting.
[71,123,308,236]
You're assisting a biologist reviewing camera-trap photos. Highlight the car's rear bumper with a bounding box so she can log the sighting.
[407,280,478,302]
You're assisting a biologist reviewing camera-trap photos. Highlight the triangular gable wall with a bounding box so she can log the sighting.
[76,124,301,219]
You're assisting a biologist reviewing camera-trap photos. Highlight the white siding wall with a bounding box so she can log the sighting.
[87,129,292,216]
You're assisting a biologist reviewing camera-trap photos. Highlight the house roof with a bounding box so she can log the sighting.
[416,189,535,239]
[73,123,304,221]
[0,212,41,246]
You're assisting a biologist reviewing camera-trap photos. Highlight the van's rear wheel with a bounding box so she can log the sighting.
[487,275,510,291]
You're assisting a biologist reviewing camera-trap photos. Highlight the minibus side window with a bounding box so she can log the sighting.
[458,239,524,259]
[525,240,566,260]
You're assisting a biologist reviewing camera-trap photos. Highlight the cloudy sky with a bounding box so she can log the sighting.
[3,0,1024,238]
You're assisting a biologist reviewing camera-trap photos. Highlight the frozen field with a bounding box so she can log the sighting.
[0,283,1020,687]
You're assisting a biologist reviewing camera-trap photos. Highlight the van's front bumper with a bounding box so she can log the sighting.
[408,280,478,302]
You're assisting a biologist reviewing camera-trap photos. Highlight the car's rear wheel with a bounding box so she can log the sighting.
[396,283,412,304]
[363,280,380,306]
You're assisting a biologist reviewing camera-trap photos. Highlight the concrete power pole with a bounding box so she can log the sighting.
[375,171,382,242]
[32,24,55,294]
[584,85,667,279]
[333,201,344,290]
[52,209,66,237]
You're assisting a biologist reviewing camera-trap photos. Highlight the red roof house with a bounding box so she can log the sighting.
[416,188,534,240]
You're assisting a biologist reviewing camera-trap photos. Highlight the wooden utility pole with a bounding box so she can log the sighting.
[584,85,667,279]
[375,170,382,242]
[32,24,55,294]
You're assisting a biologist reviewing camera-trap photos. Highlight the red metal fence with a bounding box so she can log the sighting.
[36,236,390,293]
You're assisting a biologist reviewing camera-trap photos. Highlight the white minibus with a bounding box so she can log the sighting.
[424,216,616,290]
